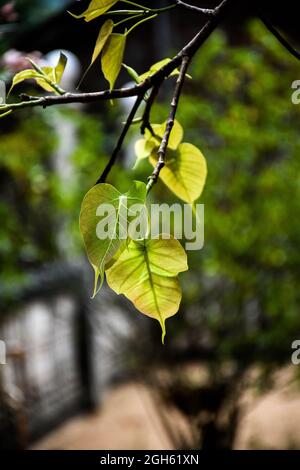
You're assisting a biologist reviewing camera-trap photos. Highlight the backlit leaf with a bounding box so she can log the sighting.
[101,33,126,90]
[78,20,114,87]
[92,20,114,65]
[69,0,118,22]
[150,142,207,203]
[79,181,147,296]
[54,52,68,83]
[139,58,181,83]
[106,237,188,342]
[147,120,184,151]
[8,69,44,95]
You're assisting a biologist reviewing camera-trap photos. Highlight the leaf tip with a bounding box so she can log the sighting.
[160,319,166,345]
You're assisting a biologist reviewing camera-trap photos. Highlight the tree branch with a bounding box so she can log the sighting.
[141,79,164,135]
[260,15,300,62]
[1,0,232,184]
[96,93,145,184]
[0,0,232,116]
[175,0,215,16]
[146,55,191,193]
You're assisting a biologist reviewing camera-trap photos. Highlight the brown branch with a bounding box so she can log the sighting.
[175,0,215,16]
[146,55,191,193]
[96,93,145,184]
[141,79,164,136]
[1,0,232,185]
[259,15,300,62]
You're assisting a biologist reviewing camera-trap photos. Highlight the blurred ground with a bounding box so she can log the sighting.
[31,368,300,450]
[30,382,193,450]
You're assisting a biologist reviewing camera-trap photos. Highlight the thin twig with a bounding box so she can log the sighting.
[97,94,145,184]
[141,79,164,135]
[175,0,215,16]
[146,56,191,193]
[260,15,300,62]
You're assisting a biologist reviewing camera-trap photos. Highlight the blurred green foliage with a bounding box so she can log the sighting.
[134,21,300,364]
[1,17,300,366]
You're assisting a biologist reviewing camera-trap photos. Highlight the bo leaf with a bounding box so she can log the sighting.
[69,0,118,22]
[106,237,188,342]
[101,33,127,90]
[79,181,147,297]
[150,143,207,204]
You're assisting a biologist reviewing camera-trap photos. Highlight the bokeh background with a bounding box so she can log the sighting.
[1,0,300,450]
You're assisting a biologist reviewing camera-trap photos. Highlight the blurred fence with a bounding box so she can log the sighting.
[0,262,97,449]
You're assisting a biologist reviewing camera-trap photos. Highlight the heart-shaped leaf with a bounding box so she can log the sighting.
[150,143,207,203]
[106,237,188,342]
[134,120,183,164]
[80,181,147,296]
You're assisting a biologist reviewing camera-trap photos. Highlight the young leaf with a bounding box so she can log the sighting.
[148,120,184,151]
[122,63,140,84]
[101,33,126,90]
[78,20,114,87]
[69,0,118,22]
[150,143,207,203]
[92,20,114,65]
[54,52,68,83]
[9,54,67,95]
[139,58,181,83]
[134,120,183,163]
[35,66,57,92]
[134,138,156,161]
[106,237,188,342]
[79,181,147,296]
[8,69,44,95]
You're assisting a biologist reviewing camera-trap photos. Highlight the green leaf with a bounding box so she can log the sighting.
[134,120,183,163]
[148,120,184,151]
[54,52,68,83]
[139,58,181,83]
[8,69,44,95]
[106,237,188,342]
[79,181,147,296]
[134,138,157,161]
[36,67,57,92]
[68,0,118,22]
[9,53,67,95]
[101,33,126,90]
[122,63,140,84]
[92,20,114,65]
[150,142,207,203]
[78,20,114,88]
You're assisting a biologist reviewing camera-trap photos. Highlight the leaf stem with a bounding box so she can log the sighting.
[125,13,157,35]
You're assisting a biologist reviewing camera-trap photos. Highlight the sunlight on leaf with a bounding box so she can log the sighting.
[54,52,68,83]
[139,58,181,83]
[79,181,147,297]
[106,237,188,342]
[68,0,118,22]
[78,19,114,87]
[9,53,67,95]
[150,143,207,203]
[101,33,127,90]
[147,120,184,151]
